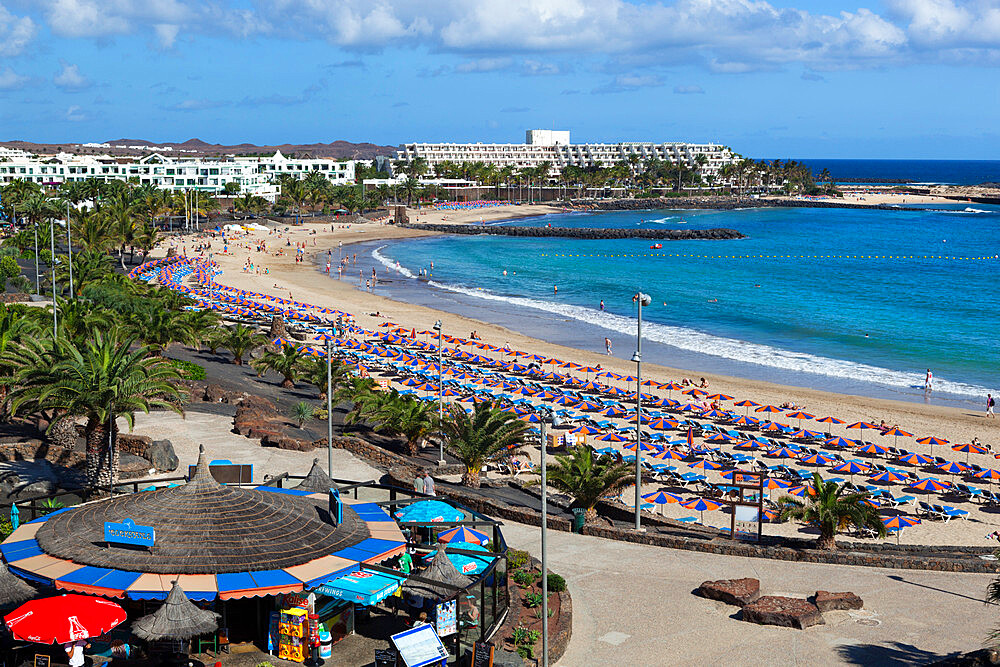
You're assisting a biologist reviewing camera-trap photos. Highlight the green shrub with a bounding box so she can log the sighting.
[512,627,539,647]
[512,569,534,587]
[38,498,64,516]
[163,358,206,380]
[0,516,12,540]
[523,592,543,609]
[546,573,566,592]
[507,549,530,571]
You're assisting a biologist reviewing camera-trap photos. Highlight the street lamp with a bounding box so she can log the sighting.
[433,319,445,466]
[538,409,561,667]
[633,292,652,530]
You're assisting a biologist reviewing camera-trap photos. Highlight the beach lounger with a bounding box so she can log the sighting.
[676,516,699,524]
[918,501,946,520]
[932,503,969,520]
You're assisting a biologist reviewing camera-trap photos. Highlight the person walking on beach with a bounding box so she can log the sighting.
[988,394,996,419]
[925,369,933,392]
[422,471,436,497]
[605,337,613,355]
[414,469,425,495]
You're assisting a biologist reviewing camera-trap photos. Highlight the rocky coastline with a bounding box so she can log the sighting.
[563,196,937,212]
[399,222,745,240]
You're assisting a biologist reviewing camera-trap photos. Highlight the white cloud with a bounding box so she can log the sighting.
[0,67,28,90]
[455,57,512,73]
[0,3,35,55]
[65,105,86,121]
[21,0,1000,72]
[594,73,664,93]
[54,60,90,89]
[673,84,705,94]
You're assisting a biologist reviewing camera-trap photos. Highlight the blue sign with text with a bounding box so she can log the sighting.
[104,518,155,547]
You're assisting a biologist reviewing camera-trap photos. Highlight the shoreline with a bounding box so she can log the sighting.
[161,203,1000,454]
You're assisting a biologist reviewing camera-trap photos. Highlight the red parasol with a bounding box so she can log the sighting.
[5,595,126,644]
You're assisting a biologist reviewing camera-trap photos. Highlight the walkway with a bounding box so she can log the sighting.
[501,521,997,665]
[128,411,381,483]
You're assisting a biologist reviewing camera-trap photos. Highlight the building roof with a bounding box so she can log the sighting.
[131,580,220,640]
[34,446,370,574]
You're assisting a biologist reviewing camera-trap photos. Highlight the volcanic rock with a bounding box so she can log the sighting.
[697,578,760,607]
[741,596,825,629]
[813,591,863,612]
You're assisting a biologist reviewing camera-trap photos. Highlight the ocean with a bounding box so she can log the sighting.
[338,201,1000,408]
[796,159,1000,185]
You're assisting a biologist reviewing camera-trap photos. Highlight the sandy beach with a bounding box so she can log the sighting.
[159,203,1000,546]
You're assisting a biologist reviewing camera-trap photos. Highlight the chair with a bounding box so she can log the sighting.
[918,501,946,520]
[934,504,969,520]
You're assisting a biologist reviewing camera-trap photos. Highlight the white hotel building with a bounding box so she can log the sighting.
[398,129,738,181]
[0,149,357,201]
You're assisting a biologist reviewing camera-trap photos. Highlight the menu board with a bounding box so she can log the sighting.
[471,641,494,667]
[391,624,448,667]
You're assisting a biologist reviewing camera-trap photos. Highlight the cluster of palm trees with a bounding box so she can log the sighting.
[1,177,217,275]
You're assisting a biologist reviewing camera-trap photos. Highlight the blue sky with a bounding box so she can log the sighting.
[1,0,999,158]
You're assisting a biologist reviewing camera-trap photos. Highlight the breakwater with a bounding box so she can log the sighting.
[400,223,745,240]
[566,196,950,212]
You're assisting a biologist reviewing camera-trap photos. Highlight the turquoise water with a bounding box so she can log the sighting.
[355,204,1000,406]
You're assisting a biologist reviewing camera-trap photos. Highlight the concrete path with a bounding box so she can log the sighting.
[127,411,381,484]
[501,521,998,666]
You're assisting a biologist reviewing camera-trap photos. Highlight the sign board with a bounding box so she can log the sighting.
[34,655,51,667]
[471,641,494,667]
[732,472,761,485]
[435,599,457,637]
[187,463,253,484]
[390,623,448,667]
[374,648,399,667]
[104,518,155,548]
[329,487,342,526]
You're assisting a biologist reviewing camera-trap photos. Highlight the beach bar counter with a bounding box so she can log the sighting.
[0,451,512,664]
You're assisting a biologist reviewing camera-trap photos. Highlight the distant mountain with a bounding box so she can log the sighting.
[2,138,400,160]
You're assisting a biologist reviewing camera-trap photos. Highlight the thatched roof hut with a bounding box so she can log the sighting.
[0,559,35,607]
[401,547,472,600]
[33,446,369,574]
[294,458,336,494]
[132,580,220,641]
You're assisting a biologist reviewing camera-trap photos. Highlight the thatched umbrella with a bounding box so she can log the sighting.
[295,458,335,493]
[402,547,472,600]
[132,581,220,641]
[0,559,36,608]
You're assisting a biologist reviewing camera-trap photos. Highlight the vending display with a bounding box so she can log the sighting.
[278,607,308,663]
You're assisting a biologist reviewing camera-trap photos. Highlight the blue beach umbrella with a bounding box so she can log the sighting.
[680,497,723,523]
[394,500,464,523]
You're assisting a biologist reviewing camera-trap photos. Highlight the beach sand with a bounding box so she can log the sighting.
[160,203,1000,546]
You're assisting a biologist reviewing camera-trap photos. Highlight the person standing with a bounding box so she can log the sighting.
[423,471,436,497]
[925,369,933,392]
[600,300,605,311]
[414,469,425,494]
[988,394,996,419]
[65,640,89,667]
[605,337,613,355]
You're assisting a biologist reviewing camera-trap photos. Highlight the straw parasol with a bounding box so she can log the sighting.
[401,547,472,600]
[132,580,220,641]
[294,458,336,493]
[34,446,370,573]
[0,559,35,607]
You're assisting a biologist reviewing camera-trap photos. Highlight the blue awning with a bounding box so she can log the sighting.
[0,540,43,562]
[314,569,406,606]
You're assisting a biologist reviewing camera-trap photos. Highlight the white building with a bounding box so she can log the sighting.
[398,129,737,182]
[0,148,357,201]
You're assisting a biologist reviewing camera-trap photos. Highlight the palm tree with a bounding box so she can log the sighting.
[777,473,885,550]
[56,298,114,341]
[127,308,198,355]
[303,356,351,400]
[289,402,313,428]
[212,324,265,365]
[442,403,527,488]
[369,395,438,457]
[546,446,633,522]
[6,331,182,488]
[133,223,161,264]
[252,343,306,388]
[58,249,112,297]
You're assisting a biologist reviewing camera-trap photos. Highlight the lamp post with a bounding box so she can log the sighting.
[326,336,333,476]
[50,221,57,339]
[433,319,445,465]
[538,409,560,667]
[65,201,73,298]
[632,292,652,530]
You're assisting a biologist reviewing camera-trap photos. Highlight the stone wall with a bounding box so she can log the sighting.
[0,441,84,468]
[400,222,744,241]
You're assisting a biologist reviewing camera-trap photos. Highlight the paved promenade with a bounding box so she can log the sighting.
[502,521,997,666]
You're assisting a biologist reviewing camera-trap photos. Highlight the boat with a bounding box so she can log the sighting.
[650,243,663,249]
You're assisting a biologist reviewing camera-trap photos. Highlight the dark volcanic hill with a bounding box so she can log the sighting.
[1,138,399,160]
